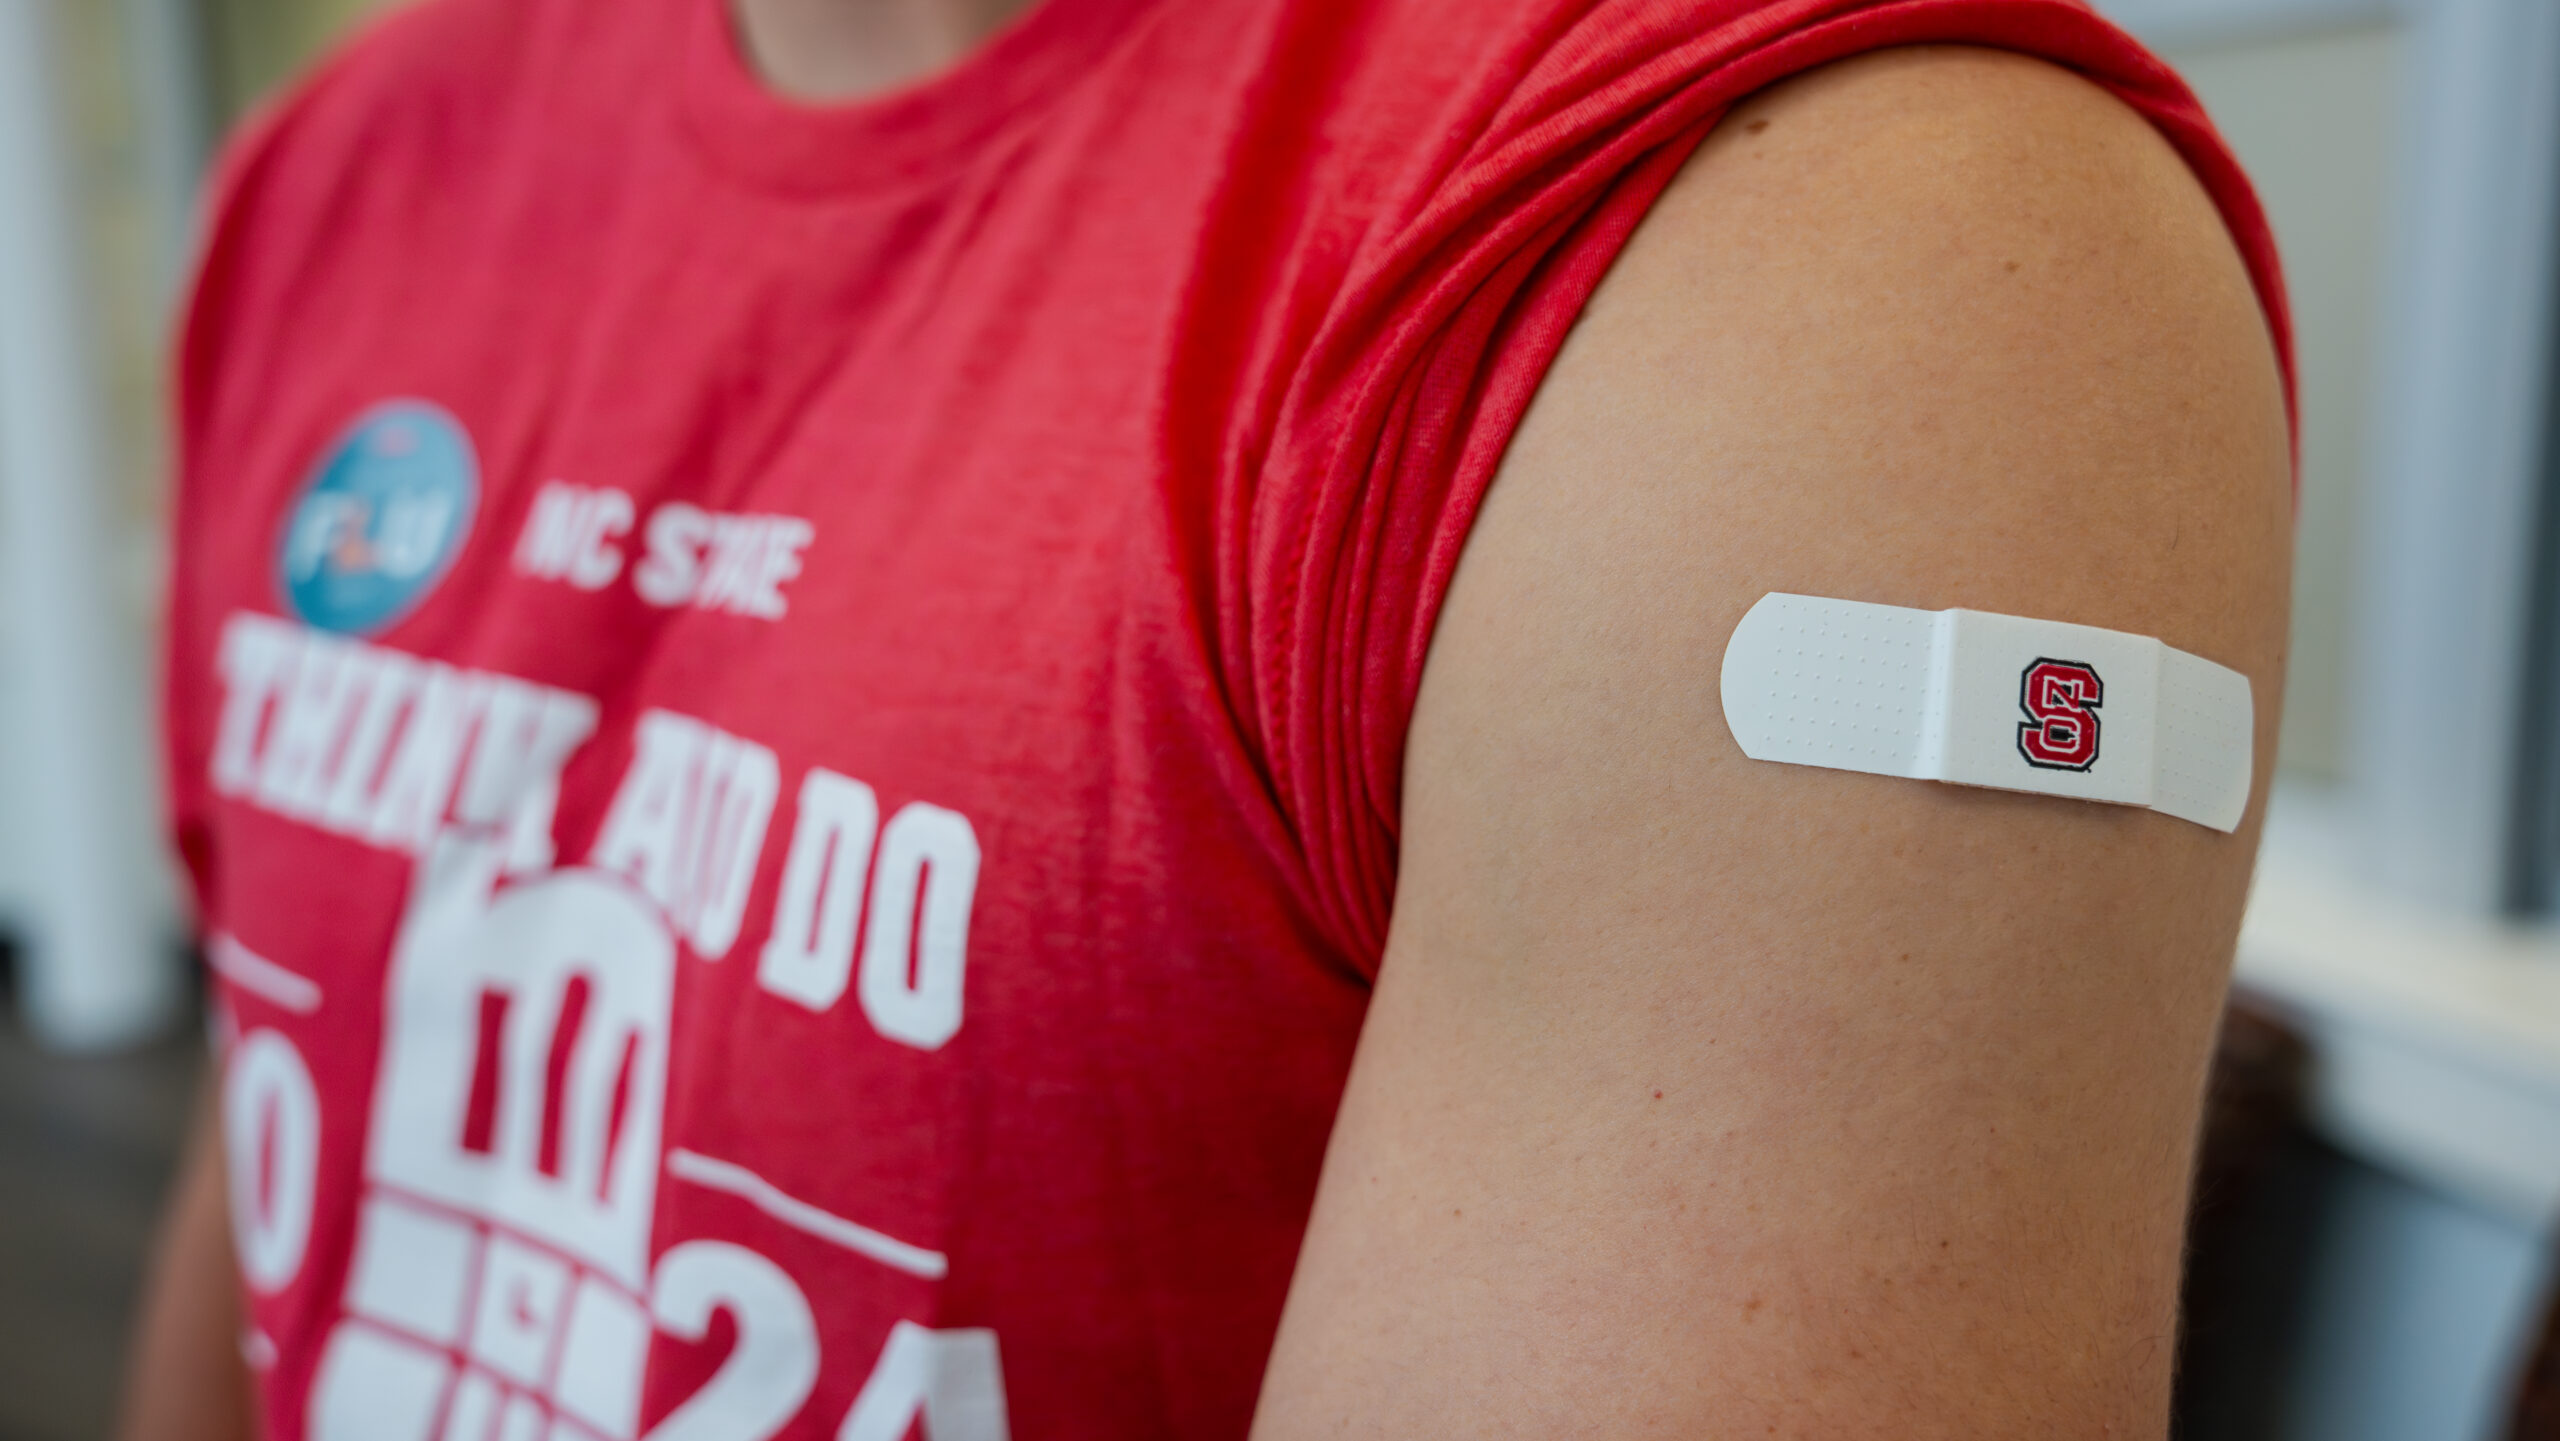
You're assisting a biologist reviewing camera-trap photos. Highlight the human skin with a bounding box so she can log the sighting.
[121,15,2291,1440]
[1250,45,2290,1440]
[725,0,1039,101]
[115,1085,255,1441]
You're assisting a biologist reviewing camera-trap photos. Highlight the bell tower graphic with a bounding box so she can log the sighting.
[310,832,676,1441]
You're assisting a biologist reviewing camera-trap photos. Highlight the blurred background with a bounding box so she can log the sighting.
[2,0,2558,1436]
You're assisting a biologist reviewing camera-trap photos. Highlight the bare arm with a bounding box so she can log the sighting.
[1253,46,2290,1439]
[117,1071,255,1441]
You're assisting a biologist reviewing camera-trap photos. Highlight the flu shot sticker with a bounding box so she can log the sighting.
[277,400,479,636]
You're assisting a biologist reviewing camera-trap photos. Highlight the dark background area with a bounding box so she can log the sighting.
[0,935,200,1441]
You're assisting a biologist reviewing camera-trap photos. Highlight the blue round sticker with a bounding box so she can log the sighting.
[277,401,479,636]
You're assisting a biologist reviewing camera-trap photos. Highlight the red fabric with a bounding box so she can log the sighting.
[165,0,2290,1435]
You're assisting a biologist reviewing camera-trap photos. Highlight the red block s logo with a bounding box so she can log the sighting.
[2018,659,2103,771]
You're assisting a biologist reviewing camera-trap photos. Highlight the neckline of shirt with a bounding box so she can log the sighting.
[679,0,1159,196]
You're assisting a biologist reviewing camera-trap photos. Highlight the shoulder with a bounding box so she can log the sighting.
[178,0,656,425]
[189,0,649,290]
[1629,43,2272,333]
[1415,41,2294,918]
[1522,42,2290,644]
[214,0,572,174]
[1254,47,2292,1439]
[1447,43,2292,798]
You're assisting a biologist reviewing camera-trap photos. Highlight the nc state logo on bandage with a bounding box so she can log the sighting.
[1718,593,2252,832]
[2017,658,2103,771]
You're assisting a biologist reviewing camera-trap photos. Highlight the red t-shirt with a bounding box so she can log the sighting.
[166,0,2289,1436]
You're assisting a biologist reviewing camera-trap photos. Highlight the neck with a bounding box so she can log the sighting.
[728,0,1040,102]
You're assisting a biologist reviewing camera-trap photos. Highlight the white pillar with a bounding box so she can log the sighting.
[2351,0,2560,913]
[0,0,180,1048]
[117,0,212,293]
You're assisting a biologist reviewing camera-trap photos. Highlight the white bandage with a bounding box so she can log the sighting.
[1718,593,2253,832]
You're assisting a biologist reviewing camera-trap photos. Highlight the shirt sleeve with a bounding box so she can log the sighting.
[1232,0,2295,970]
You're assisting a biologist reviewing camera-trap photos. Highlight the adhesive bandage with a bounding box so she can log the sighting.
[1718,593,2253,832]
